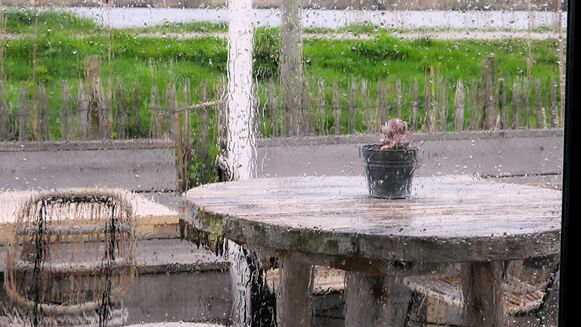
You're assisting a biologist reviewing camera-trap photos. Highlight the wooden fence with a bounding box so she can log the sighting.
[0,75,563,139]
[257,65,563,137]
[0,72,564,143]
[0,57,564,185]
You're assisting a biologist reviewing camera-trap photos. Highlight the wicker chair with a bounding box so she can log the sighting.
[3,189,136,327]
[403,263,560,327]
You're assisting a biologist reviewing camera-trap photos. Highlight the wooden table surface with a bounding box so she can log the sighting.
[184,176,562,327]
[184,175,562,263]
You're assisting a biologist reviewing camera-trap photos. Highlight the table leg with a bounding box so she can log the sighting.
[345,269,412,326]
[276,254,313,326]
[461,261,506,327]
[345,271,383,326]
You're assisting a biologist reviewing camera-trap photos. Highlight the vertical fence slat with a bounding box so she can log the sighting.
[360,79,371,133]
[102,82,113,139]
[181,79,192,193]
[84,56,101,139]
[316,79,326,136]
[38,82,49,141]
[349,78,357,134]
[133,86,142,139]
[520,78,529,129]
[511,79,521,129]
[301,79,313,136]
[454,80,465,131]
[410,79,418,131]
[376,80,386,127]
[534,80,547,129]
[395,78,402,119]
[332,81,341,135]
[480,56,496,130]
[116,85,127,139]
[198,81,210,166]
[215,78,228,159]
[150,85,161,138]
[166,83,188,191]
[550,80,558,128]
[0,81,9,141]
[60,80,72,140]
[183,79,191,140]
[523,76,531,128]
[438,76,447,132]
[77,81,88,140]
[17,86,28,141]
[423,70,434,132]
[497,78,505,129]
[267,80,277,137]
[469,80,479,130]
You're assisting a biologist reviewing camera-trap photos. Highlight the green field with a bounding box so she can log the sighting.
[1,9,560,85]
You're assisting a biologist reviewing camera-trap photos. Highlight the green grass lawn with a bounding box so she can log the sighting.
[1,9,560,83]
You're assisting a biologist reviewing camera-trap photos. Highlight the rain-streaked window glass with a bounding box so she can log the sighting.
[0,0,566,326]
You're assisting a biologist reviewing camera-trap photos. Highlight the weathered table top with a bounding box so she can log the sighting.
[184,176,562,263]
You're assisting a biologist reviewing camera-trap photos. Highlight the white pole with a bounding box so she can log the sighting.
[226,0,255,325]
[227,0,256,180]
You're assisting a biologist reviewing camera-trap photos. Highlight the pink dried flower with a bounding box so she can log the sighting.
[380,118,410,150]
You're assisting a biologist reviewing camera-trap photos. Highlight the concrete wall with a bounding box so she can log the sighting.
[0,139,178,193]
[256,129,564,186]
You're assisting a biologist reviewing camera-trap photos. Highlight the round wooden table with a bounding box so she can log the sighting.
[184,176,562,326]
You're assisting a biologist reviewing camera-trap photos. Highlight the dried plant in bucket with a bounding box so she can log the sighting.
[4,189,136,326]
[360,118,418,199]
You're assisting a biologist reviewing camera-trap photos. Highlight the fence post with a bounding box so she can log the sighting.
[480,56,496,130]
[301,79,313,136]
[550,80,558,128]
[38,82,49,141]
[267,80,277,137]
[376,80,386,127]
[198,81,210,167]
[410,79,418,131]
[116,85,127,139]
[85,55,102,139]
[149,85,161,138]
[101,81,113,139]
[60,80,72,140]
[454,80,465,131]
[469,80,479,130]
[349,78,357,134]
[167,83,187,192]
[497,78,505,129]
[534,80,547,128]
[511,79,521,129]
[77,80,88,140]
[316,79,326,136]
[438,76,447,131]
[423,70,435,132]
[181,79,192,193]
[216,77,228,158]
[395,78,402,119]
[17,86,28,141]
[332,81,341,135]
[0,81,9,141]
[360,79,371,132]
[523,76,531,128]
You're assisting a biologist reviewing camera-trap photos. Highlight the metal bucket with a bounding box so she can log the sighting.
[360,145,418,199]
